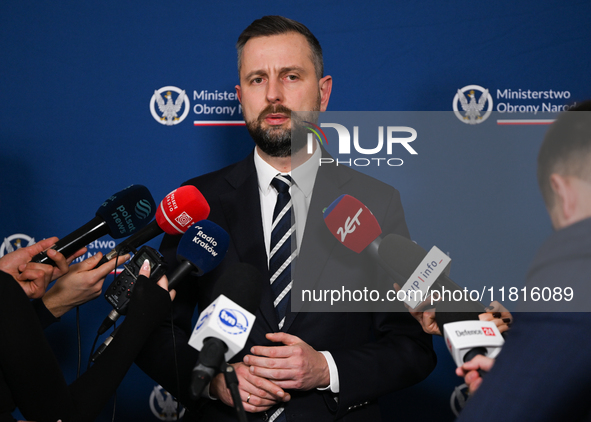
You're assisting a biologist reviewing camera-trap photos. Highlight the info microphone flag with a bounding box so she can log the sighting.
[32,184,156,266]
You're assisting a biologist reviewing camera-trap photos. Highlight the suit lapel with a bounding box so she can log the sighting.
[219,153,279,331]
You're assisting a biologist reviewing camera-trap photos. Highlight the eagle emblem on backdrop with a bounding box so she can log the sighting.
[0,234,35,258]
[149,385,185,421]
[453,85,493,124]
[150,86,190,126]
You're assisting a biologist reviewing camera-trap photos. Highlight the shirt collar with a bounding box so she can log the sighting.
[253,142,321,198]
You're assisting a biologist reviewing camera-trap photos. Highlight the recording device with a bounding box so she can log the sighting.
[443,320,504,367]
[96,185,210,267]
[97,246,167,334]
[323,194,406,284]
[96,220,229,336]
[32,184,156,266]
[91,247,168,362]
[104,246,167,313]
[189,263,263,400]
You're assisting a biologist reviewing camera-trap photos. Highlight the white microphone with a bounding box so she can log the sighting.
[443,320,504,368]
[188,294,256,362]
[188,263,263,399]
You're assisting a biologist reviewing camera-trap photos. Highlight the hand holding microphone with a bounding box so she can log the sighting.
[455,354,495,394]
[32,184,156,266]
[42,251,131,318]
[0,236,80,299]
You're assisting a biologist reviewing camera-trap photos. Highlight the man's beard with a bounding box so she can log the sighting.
[246,98,320,158]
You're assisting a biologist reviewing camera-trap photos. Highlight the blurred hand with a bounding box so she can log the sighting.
[137,258,175,301]
[43,252,130,317]
[456,355,495,394]
[0,237,83,299]
[479,301,512,334]
[394,283,442,335]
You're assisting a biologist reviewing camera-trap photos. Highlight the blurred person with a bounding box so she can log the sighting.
[456,100,591,421]
[0,237,131,328]
[0,241,174,422]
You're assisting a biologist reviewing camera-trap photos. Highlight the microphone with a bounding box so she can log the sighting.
[323,194,382,254]
[97,220,229,335]
[377,234,486,315]
[96,186,210,266]
[167,220,230,291]
[31,185,156,266]
[323,194,406,284]
[188,263,263,399]
[443,320,504,368]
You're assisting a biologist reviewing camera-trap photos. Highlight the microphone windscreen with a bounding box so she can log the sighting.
[156,186,210,235]
[378,233,427,277]
[211,263,263,315]
[323,194,382,253]
[176,220,229,276]
[95,184,156,238]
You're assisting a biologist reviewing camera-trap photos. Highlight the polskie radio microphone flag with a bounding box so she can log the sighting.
[189,263,263,399]
[96,220,228,336]
[32,184,156,266]
[377,234,485,316]
[96,185,210,267]
[323,194,405,284]
[167,220,230,291]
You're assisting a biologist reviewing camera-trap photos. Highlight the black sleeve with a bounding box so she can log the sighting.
[0,271,171,422]
[30,298,60,329]
[69,276,172,421]
[0,271,73,422]
[135,232,203,410]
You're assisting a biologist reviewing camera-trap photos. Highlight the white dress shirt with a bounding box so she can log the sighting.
[253,143,340,394]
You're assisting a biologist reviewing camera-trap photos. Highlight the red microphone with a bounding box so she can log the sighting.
[96,186,210,266]
[323,194,406,285]
[323,194,382,253]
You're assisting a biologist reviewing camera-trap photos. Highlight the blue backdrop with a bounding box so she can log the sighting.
[2,1,591,420]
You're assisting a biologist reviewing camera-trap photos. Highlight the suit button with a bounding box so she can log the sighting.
[262,412,269,421]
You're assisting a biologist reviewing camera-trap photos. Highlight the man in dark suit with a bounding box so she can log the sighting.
[455,101,591,421]
[137,16,436,421]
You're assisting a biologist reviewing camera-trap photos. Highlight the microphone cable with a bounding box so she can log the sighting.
[76,305,81,378]
[170,304,182,421]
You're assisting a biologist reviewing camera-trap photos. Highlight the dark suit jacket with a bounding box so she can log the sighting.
[136,150,436,421]
[456,218,591,422]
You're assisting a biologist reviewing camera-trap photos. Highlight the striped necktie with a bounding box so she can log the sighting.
[269,174,296,331]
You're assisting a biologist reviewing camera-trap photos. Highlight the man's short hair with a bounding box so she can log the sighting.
[537,100,591,208]
[236,15,324,80]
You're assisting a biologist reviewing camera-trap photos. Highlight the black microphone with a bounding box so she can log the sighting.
[189,263,263,399]
[32,185,156,266]
[377,233,485,317]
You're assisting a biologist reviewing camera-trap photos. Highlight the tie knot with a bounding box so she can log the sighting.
[271,175,292,194]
